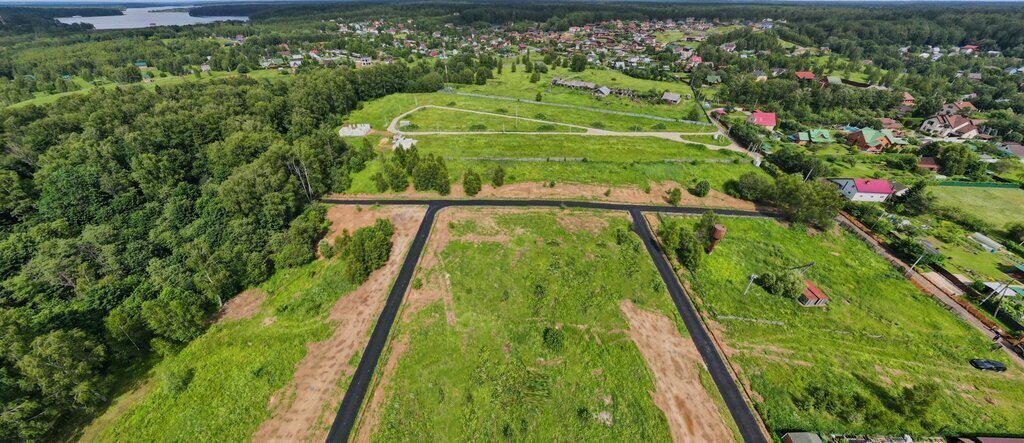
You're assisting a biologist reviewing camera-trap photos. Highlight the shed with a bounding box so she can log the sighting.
[799,280,829,307]
[782,432,823,443]
[662,91,682,105]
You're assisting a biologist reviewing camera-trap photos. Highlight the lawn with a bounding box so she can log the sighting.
[366,209,738,441]
[402,106,585,133]
[680,133,732,147]
[347,92,714,133]
[346,134,761,193]
[932,185,1024,229]
[672,215,1024,436]
[86,256,357,442]
[457,64,709,124]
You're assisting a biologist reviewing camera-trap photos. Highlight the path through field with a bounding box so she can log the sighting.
[379,104,760,159]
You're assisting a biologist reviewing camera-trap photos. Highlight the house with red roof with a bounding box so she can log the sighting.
[902,91,915,107]
[747,110,777,131]
[828,178,895,202]
[795,71,815,81]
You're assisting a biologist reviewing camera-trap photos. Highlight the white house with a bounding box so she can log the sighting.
[919,114,979,139]
[829,178,894,202]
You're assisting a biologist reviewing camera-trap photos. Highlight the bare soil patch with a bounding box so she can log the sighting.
[214,288,266,323]
[620,300,734,442]
[253,205,426,443]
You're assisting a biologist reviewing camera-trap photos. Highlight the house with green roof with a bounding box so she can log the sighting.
[846,127,909,153]
[705,74,722,84]
[790,129,836,145]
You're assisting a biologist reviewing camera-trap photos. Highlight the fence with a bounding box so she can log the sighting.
[935,181,1022,189]
[444,91,714,127]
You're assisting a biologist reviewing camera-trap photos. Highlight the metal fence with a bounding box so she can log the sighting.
[935,181,1022,189]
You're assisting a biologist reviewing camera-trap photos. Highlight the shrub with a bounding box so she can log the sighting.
[162,367,194,395]
[728,172,772,202]
[469,124,487,131]
[755,270,804,298]
[542,326,564,352]
[691,180,711,197]
[463,169,482,196]
[667,188,682,206]
[491,166,505,187]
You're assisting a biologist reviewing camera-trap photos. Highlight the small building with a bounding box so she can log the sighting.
[747,110,776,131]
[822,75,843,86]
[878,118,904,134]
[594,86,611,97]
[339,123,371,137]
[902,91,916,107]
[782,432,823,443]
[751,70,768,82]
[998,142,1024,159]
[392,135,418,150]
[799,280,830,307]
[200,64,212,73]
[829,178,895,202]
[794,71,815,81]
[971,232,1006,252]
[917,156,941,171]
[705,74,722,84]
[662,92,682,105]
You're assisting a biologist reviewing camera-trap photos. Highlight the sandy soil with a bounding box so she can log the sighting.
[213,288,266,323]
[253,205,426,443]
[620,300,734,442]
[334,180,758,211]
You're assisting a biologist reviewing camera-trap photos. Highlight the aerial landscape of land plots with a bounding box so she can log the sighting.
[340,65,758,202]
[662,214,1024,436]
[356,208,739,441]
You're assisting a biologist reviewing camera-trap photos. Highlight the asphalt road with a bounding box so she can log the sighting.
[631,209,768,443]
[324,199,771,443]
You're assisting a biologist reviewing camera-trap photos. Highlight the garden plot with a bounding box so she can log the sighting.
[668,215,1024,436]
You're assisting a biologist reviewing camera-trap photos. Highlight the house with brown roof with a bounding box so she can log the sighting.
[919,114,979,139]
[918,156,941,171]
[940,101,977,115]
[998,142,1024,159]
[902,91,915,107]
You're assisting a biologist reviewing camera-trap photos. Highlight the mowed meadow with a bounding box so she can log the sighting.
[671,216,1024,436]
[362,209,739,441]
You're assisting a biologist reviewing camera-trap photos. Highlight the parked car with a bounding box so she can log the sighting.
[971,359,1008,372]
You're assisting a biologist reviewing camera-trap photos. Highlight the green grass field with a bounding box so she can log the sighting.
[368,209,737,441]
[457,64,708,123]
[346,134,761,194]
[347,92,714,133]
[86,256,357,442]
[932,186,1024,229]
[403,106,586,133]
[673,216,1024,436]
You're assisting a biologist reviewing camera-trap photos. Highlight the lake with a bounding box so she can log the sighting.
[56,6,248,30]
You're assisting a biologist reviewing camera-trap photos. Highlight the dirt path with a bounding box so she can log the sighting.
[386,105,758,158]
[253,205,427,443]
[620,300,735,442]
[332,180,759,211]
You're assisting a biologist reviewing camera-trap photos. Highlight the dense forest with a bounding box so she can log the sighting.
[0,62,420,439]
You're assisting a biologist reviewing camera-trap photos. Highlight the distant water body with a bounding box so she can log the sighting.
[56,6,248,30]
